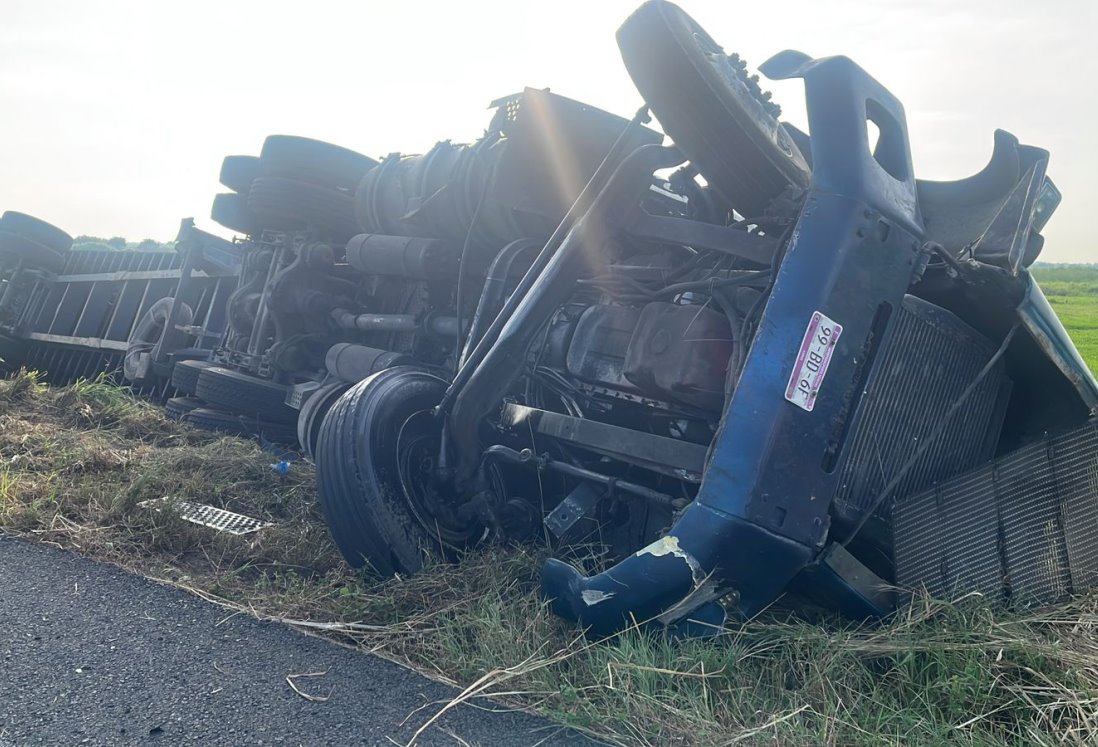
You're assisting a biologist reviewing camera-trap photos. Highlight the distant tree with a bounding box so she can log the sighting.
[71,241,117,253]
[70,236,174,252]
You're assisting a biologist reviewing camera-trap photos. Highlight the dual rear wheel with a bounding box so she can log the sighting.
[211,136,376,241]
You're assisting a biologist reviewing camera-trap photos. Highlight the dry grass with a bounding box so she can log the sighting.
[3,369,1098,745]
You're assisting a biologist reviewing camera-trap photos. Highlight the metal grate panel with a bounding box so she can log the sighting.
[893,463,1003,600]
[997,441,1069,604]
[894,419,1098,606]
[1053,423,1098,590]
[140,498,271,535]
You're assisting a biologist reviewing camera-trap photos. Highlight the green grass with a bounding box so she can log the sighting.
[1043,294,1098,371]
[2,269,1098,745]
[4,370,1098,745]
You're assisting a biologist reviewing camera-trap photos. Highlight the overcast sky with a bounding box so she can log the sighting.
[1,0,1094,261]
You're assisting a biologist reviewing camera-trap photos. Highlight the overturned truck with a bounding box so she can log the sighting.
[309,0,1094,636]
[2,0,1094,637]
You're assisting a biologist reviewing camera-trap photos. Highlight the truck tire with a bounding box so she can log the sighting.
[181,406,297,444]
[211,193,266,236]
[0,229,66,274]
[171,359,216,396]
[164,396,203,420]
[219,155,264,193]
[259,135,378,192]
[0,212,73,253]
[296,382,350,460]
[246,177,358,242]
[153,346,211,379]
[616,0,811,217]
[315,367,488,575]
[194,365,297,424]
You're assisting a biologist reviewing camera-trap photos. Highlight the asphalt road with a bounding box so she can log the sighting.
[0,536,591,746]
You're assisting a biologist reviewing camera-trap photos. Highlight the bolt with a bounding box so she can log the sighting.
[719,589,741,610]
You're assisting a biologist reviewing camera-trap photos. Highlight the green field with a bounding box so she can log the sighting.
[1031,265,1098,372]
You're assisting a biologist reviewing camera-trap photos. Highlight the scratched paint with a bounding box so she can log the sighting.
[635,535,704,585]
[581,589,615,606]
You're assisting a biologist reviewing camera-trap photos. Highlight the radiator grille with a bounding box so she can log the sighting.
[833,295,1009,522]
[894,420,1098,605]
[892,464,1003,600]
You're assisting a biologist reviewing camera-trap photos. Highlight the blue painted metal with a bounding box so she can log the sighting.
[760,50,922,235]
[1017,277,1098,413]
[788,543,898,620]
[541,51,929,635]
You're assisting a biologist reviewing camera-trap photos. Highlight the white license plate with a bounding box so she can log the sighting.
[785,311,843,412]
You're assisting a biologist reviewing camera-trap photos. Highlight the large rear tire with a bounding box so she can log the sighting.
[260,135,378,192]
[0,229,66,274]
[219,155,264,194]
[181,406,297,444]
[616,0,811,217]
[165,396,203,420]
[0,212,73,253]
[247,177,358,242]
[315,367,488,575]
[211,193,266,236]
[296,382,350,460]
[171,359,216,396]
[194,365,297,424]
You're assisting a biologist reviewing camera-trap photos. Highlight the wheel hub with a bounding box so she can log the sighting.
[397,410,488,549]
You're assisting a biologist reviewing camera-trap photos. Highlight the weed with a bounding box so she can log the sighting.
[4,372,1098,745]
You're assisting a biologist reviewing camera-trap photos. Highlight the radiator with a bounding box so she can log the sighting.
[832,295,1011,527]
[893,419,1098,604]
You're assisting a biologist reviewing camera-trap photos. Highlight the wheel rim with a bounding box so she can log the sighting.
[396,408,489,549]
